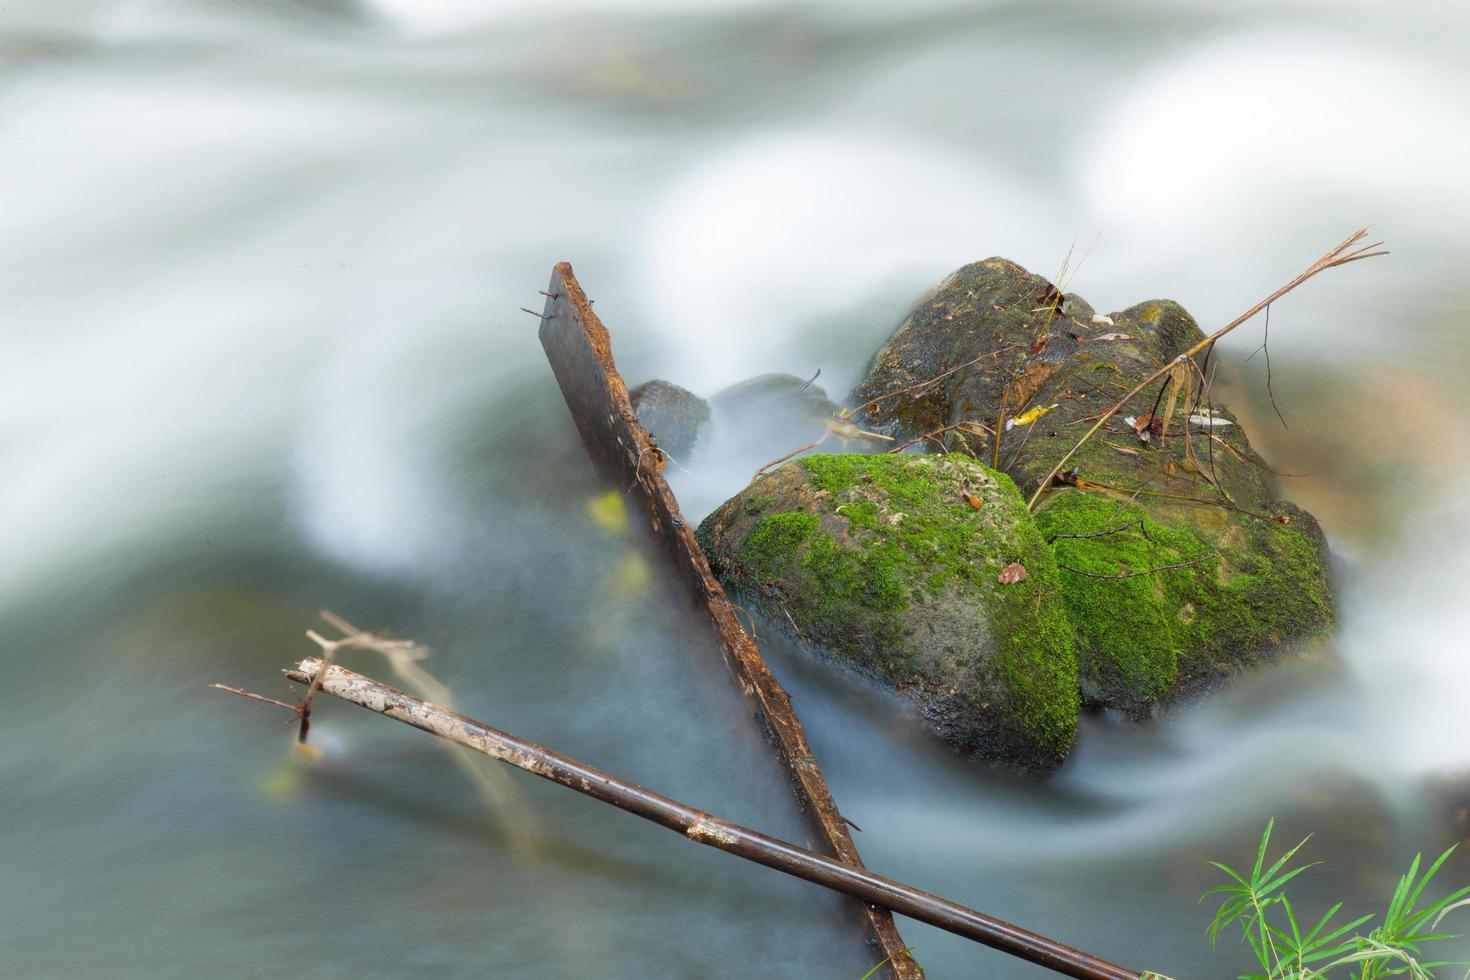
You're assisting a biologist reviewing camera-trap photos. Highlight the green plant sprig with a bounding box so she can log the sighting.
[1204,819,1470,979]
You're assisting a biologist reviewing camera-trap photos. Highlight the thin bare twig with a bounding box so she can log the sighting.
[1003,408,1043,471]
[1047,518,1145,543]
[214,610,540,851]
[1053,477,1286,523]
[1057,552,1217,579]
[211,684,299,715]
[843,346,1019,424]
[1026,229,1387,512]
[1244,305,1289,430]
[885,420,994,455]
[1180,354,1230,501]
[753,418,894,481]
[753,431,830,481]
[992,386,1008,470]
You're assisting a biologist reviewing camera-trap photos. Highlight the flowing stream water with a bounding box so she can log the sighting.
[4,1,1469,977]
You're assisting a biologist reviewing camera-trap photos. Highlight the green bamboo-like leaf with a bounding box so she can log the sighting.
[1409,885,1470,932]
[1211,861,1252,887]
[1259,863,1321,900]
[1386,853,1423,926]
[1300,915,1375,962]
[1430,895,1470,931]
[1253,820,1277,882]
[1403,846,1457,921]
[1258,836,1313,891]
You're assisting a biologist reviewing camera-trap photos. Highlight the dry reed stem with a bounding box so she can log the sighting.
[1025,228,1386,512]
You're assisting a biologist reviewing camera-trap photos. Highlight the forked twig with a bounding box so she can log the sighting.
[843,345,1019,424]
[297,613,426,743]
[1047,518,1145,543]
[753,431,830,480]
[214,610,540,850]
[1026,229,1386,512]
[210,684,299,715]
[1245,305,1289,431]
[885,420,994,455]
[1057,552,1217,579]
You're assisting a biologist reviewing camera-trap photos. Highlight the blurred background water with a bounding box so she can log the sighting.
[3,1,1469,977]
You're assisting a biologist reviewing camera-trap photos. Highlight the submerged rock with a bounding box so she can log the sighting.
[701,372,846,470]
[852,258,1335,714]
[711,372,836,422]
[698,453,1079,772]
[628,379,710,460]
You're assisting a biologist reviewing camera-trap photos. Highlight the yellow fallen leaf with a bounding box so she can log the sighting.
[608,550,652,599]
[1005,403,1059,430]
[587,489,629,534]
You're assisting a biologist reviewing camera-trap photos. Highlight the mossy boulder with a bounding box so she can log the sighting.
[697,453,1079,772]
[629,379,710,460]
[852,258,1335,714]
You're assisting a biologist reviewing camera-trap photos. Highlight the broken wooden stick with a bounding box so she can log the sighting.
[536,263,920,976]
[283,657,1146,980]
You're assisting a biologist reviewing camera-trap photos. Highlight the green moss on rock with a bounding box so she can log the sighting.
[698,453,1079,771]
[1034,490,1333,713]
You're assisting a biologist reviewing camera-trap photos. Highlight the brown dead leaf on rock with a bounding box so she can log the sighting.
[997,562,1029,585]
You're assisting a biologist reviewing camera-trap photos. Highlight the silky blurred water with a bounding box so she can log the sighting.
[4,1,1469,977]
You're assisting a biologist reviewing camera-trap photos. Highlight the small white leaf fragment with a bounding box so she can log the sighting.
[1090,314,1115,327]
[1188,414,1234,428]
[1091,332,1133,342]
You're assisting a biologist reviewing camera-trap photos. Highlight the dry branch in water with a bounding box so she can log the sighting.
[1025,229,1386,512]
[214,611,540,851]
[274,657,1146,980]
[535,262,917,975]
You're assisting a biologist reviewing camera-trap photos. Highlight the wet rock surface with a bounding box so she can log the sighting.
[628,379,710,460]
[711,372,837,422]
[698,453,1079,772]
[707,373,840,459]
